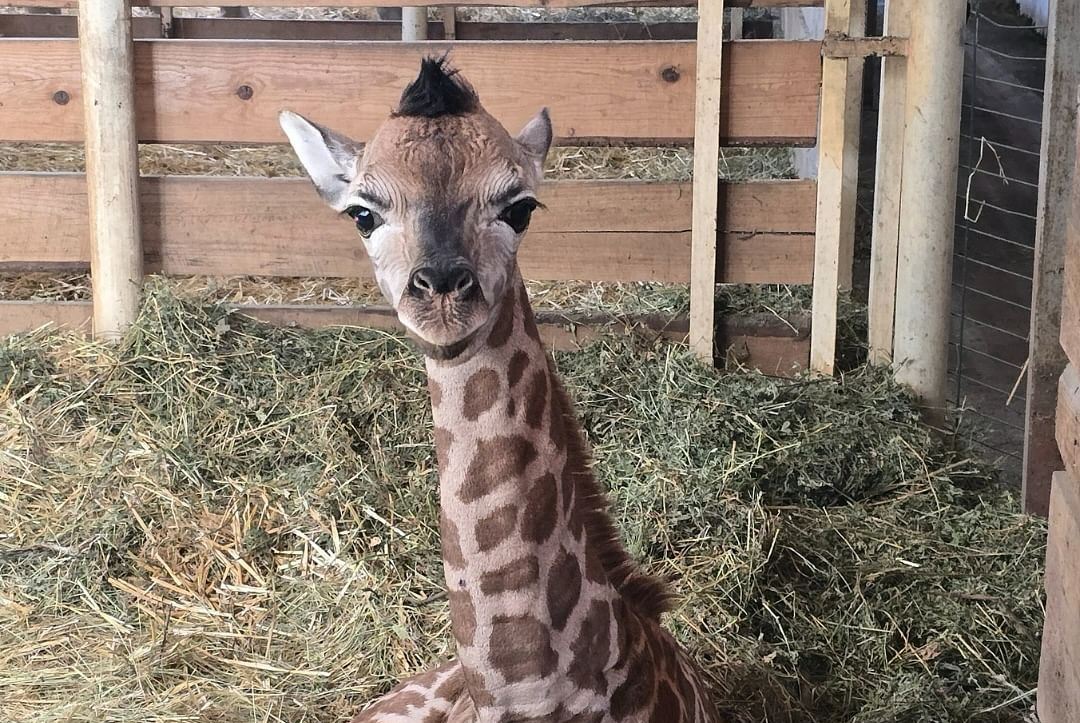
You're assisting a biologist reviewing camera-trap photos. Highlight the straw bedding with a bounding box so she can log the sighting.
[0,285,1045,723]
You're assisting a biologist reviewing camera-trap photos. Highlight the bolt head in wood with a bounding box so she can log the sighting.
[236,85,254,101]
[52,90,70,106]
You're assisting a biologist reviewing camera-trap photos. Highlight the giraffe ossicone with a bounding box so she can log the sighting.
[280,55,725,723]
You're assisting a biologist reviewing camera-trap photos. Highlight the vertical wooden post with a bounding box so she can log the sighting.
[1039,472,1080,721]
[729,8,744,40]
[442,6,457,40]
[1023,0,1079,516]
[891,0,966,419]
[689,0,726,363]
[158,7,174,38]
[810,0,865,374]
[402,7,428,41]
[78,0,143,340]
[867,0,910,366]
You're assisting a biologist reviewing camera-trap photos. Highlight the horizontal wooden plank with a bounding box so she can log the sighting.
[0,15,698,41]
[1039,472,1080,723]
[0,13,162,38]
[0,300,810,374]
[0,174,816,283]
[13,1,821,8]
[0,300,91,337]
[0,39,821,145]
[1058,365,1080,480]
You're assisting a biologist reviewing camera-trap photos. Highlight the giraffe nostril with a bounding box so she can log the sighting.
[452,268,477,295]
[409,266,477,298]
[409,268,436,296]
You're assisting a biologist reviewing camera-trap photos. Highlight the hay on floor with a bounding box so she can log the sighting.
[0,285,1044,723]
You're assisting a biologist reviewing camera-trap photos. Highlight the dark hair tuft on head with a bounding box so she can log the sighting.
[394,54,479,119]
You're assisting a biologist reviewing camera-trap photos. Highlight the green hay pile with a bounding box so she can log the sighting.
[0,287,1044,723]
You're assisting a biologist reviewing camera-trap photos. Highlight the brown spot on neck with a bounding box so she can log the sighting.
[458,434,537,503]
[488,614,557,683]
[546,547,583,632]
[480,555,540,595]
[462,367,500,421]
[524,366,549,429]
[475,504,518,552]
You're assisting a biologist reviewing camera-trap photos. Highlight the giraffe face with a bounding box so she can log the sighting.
[279,58,552,359]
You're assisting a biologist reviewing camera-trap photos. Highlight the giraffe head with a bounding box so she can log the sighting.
[279,56,553,360]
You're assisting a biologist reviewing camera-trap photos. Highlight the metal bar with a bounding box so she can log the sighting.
[949,313,1031,342]
[953,254,1035,282]
[958,134,1043,158]
[950,283,1032,312]
[948,341,1027,370]
[952,224,1036,251]
[965,72,1045,94]
[955,198,1040,221]
[961,103,1043,126]
[952,373,1029,403]
[964,41,1047,62]
[959,165,1041,189]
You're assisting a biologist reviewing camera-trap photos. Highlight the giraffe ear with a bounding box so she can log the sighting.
[279,110,364,210]
[515,108,552,177]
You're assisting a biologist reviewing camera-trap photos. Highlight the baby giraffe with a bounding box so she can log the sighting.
[280,57,723,723]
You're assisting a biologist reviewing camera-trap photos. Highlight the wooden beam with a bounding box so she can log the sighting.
[0,300,93,337]
[0,39,822,145]
[0,175,817,283]
[12,0,822,8]
[78,0,142,340]
[0,15,699,41]
[729,8,745,40]
[868,0,910,366]
[0,13,162,38]
[891,0,966,419]
[441,6,456,40]
[821,33,907,58]
[689,0,725,362]
[1039,471,1080,723]
[0,300,811,374]
[401,7,427,41]
[1024,0,1080,516]
[810,0,865,374]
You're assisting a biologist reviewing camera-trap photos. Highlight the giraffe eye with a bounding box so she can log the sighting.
[345,205,383,238]
[498,198,539,234]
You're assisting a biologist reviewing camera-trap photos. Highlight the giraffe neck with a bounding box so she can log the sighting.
[425,274,636,718]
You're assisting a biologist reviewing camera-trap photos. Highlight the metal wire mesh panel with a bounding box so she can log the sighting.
[953,1,1047,480]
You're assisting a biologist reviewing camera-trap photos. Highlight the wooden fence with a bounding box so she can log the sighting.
[0,0,960,382]
[0,0,834,375]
